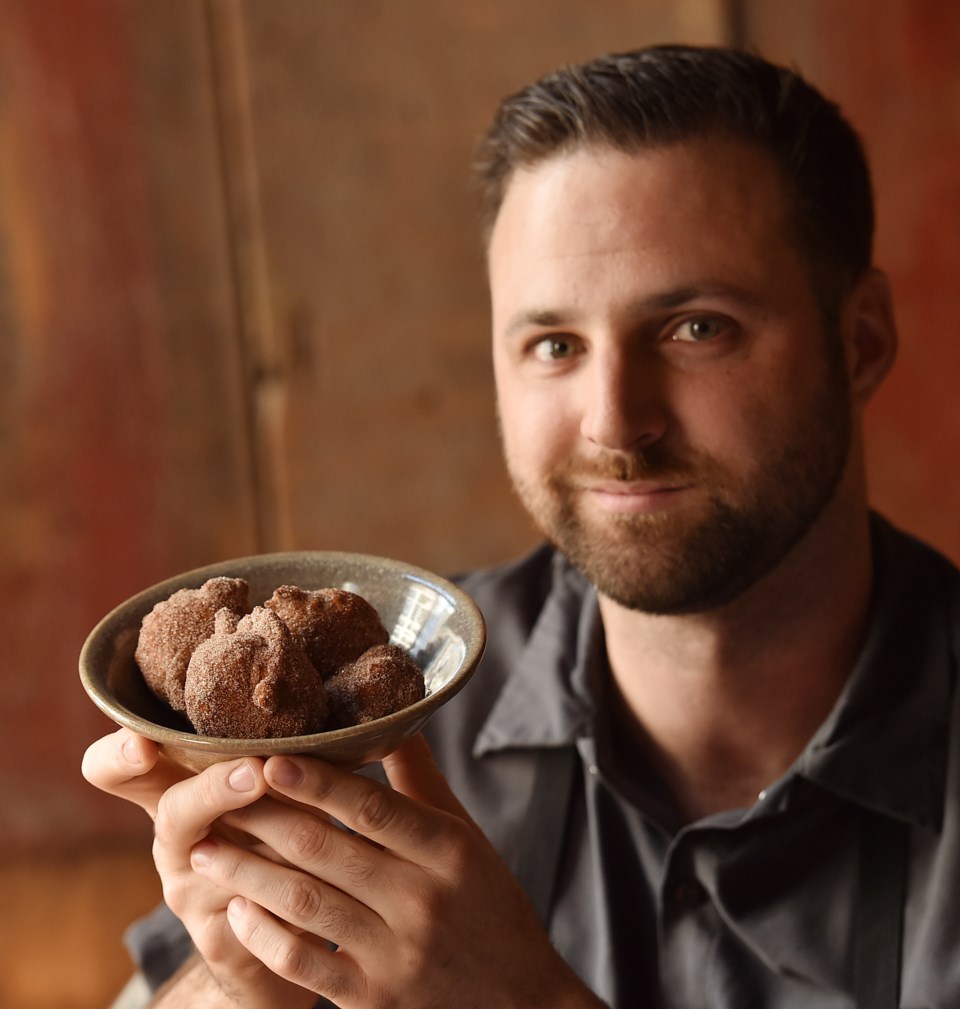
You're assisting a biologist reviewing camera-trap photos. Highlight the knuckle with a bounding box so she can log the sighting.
[153,790,177,837]
[305,765,337,804]
[439,825,475,875]
[277,879,359,946]
[279,877,323,923]
[285,817,333,865]
[317,900,356,943]
[354,786,396,835]
[199,765,232,807]
[274,937,311,984]
[210,848,241,884]
[341,850,375,887]
[269,931,345,997]
[153,781,202,838]
[410,881,444,923]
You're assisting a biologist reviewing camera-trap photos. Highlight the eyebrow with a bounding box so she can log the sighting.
[501,283,764,339]
[502,308,572,337]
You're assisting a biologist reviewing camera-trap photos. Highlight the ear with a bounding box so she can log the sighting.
[841,267,898,407]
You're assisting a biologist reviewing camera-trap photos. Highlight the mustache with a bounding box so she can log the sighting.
[555,445,700,483]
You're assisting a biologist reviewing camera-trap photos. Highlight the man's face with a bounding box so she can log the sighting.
[488,139,855,614]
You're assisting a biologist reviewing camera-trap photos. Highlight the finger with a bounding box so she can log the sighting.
[153,758,272,948]
[191,835,381,950]
[223,785,396,912]
[381,733,482,832]
[263,755,468,869]
[220,794,335,869]
[226,896,360,1003]
[81,728,188,818]
[153,758,269,871]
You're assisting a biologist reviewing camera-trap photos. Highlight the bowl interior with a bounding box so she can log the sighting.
[80,552,485,771]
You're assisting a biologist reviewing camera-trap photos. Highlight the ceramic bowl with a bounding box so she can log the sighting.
[79,551,485,771]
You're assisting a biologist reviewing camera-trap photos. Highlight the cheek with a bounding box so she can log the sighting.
[496,383,572,473]
[679,344,822,448]
[671,381,784,484]
[699,386,811,482]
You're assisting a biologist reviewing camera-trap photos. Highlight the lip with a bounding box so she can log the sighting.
[579,480,691,514]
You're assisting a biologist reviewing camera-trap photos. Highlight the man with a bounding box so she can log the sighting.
[84,46,960,1008]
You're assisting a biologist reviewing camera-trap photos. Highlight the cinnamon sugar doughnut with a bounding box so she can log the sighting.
[325,644,425,729]
[136,577,426,738]
[264,585,389,679]
[134,577,250,714]
[184,606,328,738]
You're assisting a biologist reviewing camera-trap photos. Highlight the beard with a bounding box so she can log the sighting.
[504,345,853,615]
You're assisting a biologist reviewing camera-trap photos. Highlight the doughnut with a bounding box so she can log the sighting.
[325,643,426,729]
[184,606,328,738]
[135,577,425,738]
[264,585,389,679]
[134,576,250,714]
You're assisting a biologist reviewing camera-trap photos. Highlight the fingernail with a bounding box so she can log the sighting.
[270,757,303,788]
[227,896,248,920]
[191,838,217,867]
[228,762,256,792]
[122,737,141,766]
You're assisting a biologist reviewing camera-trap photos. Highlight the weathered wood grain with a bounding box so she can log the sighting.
[229,0,726,570]
[0,0,257,849]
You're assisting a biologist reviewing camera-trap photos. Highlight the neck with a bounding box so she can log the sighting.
[599,497,875,825]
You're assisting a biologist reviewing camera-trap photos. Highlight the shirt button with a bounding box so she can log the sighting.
[671,877,706,909]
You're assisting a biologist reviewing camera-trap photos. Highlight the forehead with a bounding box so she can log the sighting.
[487,139,802,311]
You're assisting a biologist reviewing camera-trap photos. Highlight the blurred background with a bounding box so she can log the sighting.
[1,1,957,1007]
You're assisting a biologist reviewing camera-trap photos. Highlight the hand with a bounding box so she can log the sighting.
[82,729,317,1008]
[190,734,604,1009]
[81,727,189,819]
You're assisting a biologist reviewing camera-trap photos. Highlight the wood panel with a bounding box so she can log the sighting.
[0,0,730,853]
[0,8,733,1008]
[741,0,960,563]
[226,0,729,571]
[0,0,258,850]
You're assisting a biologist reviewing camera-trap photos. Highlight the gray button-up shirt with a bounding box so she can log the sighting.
[425,516,959,1008]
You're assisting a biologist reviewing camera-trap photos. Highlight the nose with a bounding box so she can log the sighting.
[579,345,668,451]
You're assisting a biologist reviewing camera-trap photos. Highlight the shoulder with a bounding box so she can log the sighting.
[453,542,561,638]
[873,514,960,604]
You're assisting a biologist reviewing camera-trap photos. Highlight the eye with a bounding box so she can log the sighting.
[531,334,579,362]
[670,316,729,343]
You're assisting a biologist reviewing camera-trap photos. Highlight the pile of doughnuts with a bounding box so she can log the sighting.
[134,577,424,739]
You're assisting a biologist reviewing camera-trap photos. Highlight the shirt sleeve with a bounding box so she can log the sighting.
[123,903,195,993]
[122,901,338,1007]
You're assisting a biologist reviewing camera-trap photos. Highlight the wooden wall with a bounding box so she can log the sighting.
[0,3,725,1008]
[0,0,724,857]
[0,2,956,1008]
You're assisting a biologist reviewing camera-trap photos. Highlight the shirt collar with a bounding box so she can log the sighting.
[474,552,600,756]
[473,519,958,831]
[797,516,957,830]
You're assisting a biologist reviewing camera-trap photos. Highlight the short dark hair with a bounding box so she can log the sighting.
[475,45,874,310]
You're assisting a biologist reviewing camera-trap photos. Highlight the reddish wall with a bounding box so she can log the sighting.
[745,0,960,563]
